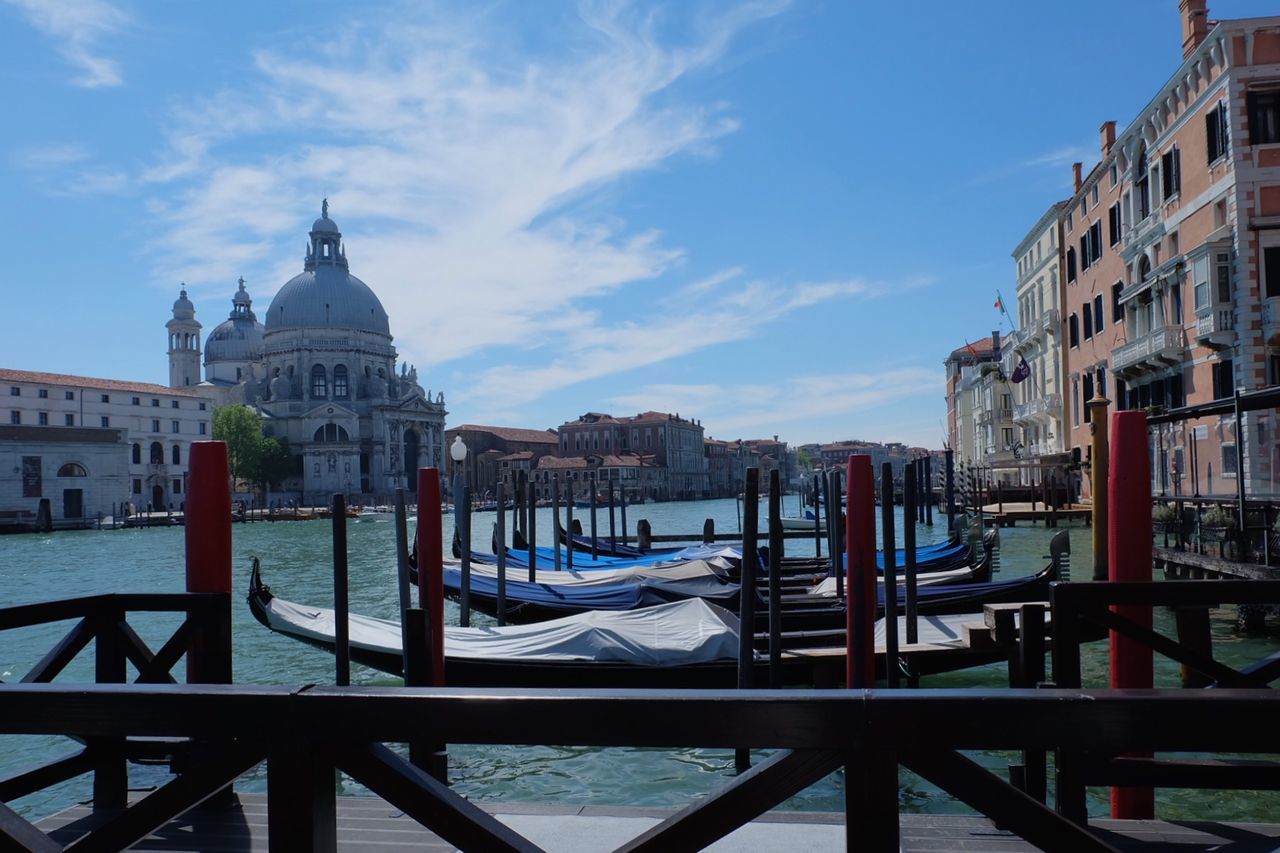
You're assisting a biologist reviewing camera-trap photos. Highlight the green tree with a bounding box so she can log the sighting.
[795,448,813,471]
[257,436,295,491]
[212,404,263,486]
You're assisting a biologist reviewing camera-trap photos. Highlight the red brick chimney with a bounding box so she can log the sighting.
[1180,0,1208,59]
[1100,120,1116,156]
[1072,162,1083,193]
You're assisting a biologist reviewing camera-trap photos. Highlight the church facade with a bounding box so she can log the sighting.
[169,202,446,503]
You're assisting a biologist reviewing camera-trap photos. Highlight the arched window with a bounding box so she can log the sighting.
[57,462,87,477]
[132,443,141,465]
[313,423,350,442]
[172,444,181,465]
[333,365,349,398]
[311,364,328,398]
[150,441,164,464]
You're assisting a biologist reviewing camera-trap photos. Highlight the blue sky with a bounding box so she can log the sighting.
[4,0,1277,449]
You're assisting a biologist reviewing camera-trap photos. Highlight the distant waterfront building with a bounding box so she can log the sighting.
[944,335,1002,470]
[172,202,447,503]
[0,368,215,523]
[558,411,708,500]
[444,424,560,499]
[1007,202,1069,477]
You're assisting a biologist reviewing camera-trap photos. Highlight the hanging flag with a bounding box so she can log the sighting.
[993,294,1003,310]
[1011,357,1031,383]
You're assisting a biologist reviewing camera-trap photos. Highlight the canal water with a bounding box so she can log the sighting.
[1,498,1277,822]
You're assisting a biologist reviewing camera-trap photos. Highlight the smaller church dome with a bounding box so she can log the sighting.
[205,277,265,366]
[312,197,340,233]
[171,288,196,320]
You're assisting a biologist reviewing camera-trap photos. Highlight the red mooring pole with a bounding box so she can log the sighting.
[1109,411,1154,819]
[417,468,445,686]
[845,455,876,688]
[185,441,232,684]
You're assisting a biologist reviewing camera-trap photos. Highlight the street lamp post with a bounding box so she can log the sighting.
[450,437,471,626]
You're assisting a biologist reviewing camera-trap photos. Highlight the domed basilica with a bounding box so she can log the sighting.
[165,201,447,501]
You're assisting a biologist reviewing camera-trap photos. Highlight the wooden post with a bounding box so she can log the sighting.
[945,449,955,532]
[92,599,127,809]
[416,468,445,686]
[813,472,823,558]
[924,455,933,526]
[916,458,926,524]
[495,481,507,626]
[589,473,599,559]
[551,476,561,571]
[903,464,919,648]
[1174,606,1212,688]
[1018,603,1047,803]
[736,468,760,771]
[395,489,412,674]
[1089,391,1112,580]
[608,476,617,549]
[1109,410,1153,820]
[619,475,629,545]
[880,462,900,688]
[637,518,651,551]
[1234,390,1247,560]
[403,608,447,783]
[332,493,351,686]
[767,469,783,689]
[459,481,472,627]
[846,455,876,688]
[565,481,574,572]
[509,478,519,551]
[527,478,537,583]
[703,518,715,545]
[185,441,232,685]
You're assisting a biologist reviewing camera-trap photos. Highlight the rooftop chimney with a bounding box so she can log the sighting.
[1100,120,1116,156]
[1072,162,1083,193]
[992,331,1001,360]
[1180,0,1208,59]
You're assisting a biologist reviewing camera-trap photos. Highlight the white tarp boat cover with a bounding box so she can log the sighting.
[809,565,976,597]
[447,558,729,587]
[263,596,744,666]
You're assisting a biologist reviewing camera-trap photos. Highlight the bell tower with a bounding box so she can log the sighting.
[167,286,203,388]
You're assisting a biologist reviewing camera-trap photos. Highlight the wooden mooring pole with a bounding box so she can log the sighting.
[879,462,900,688]
[1109,410,1154,819]
[945,448,955,532]
[552,475,561,571]
[735,468,760,772]
[416,468,445,687]
[185,441,232,685]
[331,493,351,686]
[767,469,783,689]
[846,455,875,688]
[495,481,507,625]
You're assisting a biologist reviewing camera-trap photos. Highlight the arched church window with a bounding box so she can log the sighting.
[150,442,164,464]
[311,365,327,399]
[172,445,181,465]
[313,423,350,442]
[333,365,349,399]
[57,463,87,477]
[132,443,141,465]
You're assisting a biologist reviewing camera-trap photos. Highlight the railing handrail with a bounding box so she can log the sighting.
[0,592,225,632]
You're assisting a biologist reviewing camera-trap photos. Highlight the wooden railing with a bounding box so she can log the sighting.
[1,684,1280,851]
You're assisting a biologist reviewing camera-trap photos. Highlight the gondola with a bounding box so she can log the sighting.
[246,562,1010,687]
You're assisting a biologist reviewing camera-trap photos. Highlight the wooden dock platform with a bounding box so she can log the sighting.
[979,501,1092,527]
[1154,545,1280,581]
[35,793,1280,851]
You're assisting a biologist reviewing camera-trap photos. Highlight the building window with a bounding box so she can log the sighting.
[151,398,159,407]
[65,391,74,400]
[1082,373,1094,422]
[173,478,183,494]
[1266,246,1280,300]
[1212,359,1234,400]
[150,442,164,464]
[1083,304,1093,340]
[9,411,19,424]
[1222,444,1238,477]
[1080,224,1101,270]
[132,396,140,406]
[8,387,18,396]
[199,422,207,435]
[171,420,180,434]
[1108,203,1121,246]
[1112,282,1124,323]
[1109,163,1118,187]
[171,400,179,409]
[311,364,327,398]
[152,418,161,432]
[1094,294,1104,333]
[333,365,349,399]
[64,414,74,426]
[38,389,48,399]
[198,402,207,411]
[132,443,141,464]
[101,416,110,428]
[132,478,142,495]
[1206,100,1230,164]
[1066,247,1077,282]
[1193,254,1212,309]
[1250,90,1280,145]
[1069,313,1079,348]
[172,445,181,465]
[1161,147,1181,201]
[38,412,48,425]
[313,423,350,442]
[57,463,87,477]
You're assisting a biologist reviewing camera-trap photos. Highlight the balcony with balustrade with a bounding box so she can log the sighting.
[1194,304,1235,351]
[1012,393,1062,425]
[1112,325,1185,376]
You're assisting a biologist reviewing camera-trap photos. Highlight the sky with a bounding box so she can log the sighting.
[4,0,1278,450]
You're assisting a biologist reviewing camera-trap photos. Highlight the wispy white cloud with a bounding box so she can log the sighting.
[3,0,127,88]
[1021,144,1092,169]
[607,365,942,445]
[14,143,89,170]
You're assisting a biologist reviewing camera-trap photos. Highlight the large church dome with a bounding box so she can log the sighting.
[263,201,392,338]
[205,277,265,365]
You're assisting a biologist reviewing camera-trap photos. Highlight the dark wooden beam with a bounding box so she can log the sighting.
[135,619,196,684]
[0,748,92,802]
[617,749,843,853]
[335,743,540,853]
[900,749,1119,853]
[21,617,94,683]
[0,799,60,853]
[1088,607,1255,687]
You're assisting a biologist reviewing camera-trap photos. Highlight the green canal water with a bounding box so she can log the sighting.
[1,498,1277,822]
